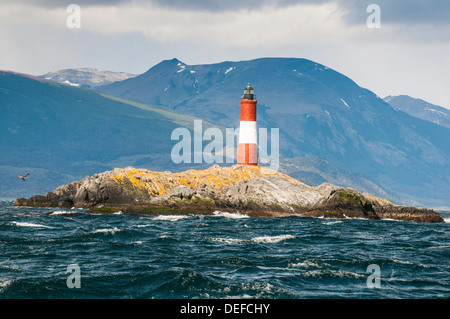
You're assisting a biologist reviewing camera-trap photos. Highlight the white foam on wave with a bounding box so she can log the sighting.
[303,269,365,279]
[210,237,245,245]
[251,234,295,244]
[50,210,74,216]
[380,218,403,222]
[93,227,121,234]
[11,221,54,229]
[342,214,367,220]
[392,259,416,266]
[239,282,279,298]
[135,224,150,228]
[289,260,321,269]
[153,215,191,221]
[0,280,14,293]
[443,218,450,223]
[321,220,343,225]
[213,211,249,219]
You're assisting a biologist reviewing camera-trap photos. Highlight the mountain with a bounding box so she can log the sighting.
[384,95,450,129]
[98,58,450,207]
[0,70,213,198]
[40,68,137,88]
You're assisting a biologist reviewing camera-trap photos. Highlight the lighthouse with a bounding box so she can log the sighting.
[237,83,258,166]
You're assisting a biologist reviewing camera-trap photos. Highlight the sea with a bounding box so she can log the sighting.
[0,200,449,299]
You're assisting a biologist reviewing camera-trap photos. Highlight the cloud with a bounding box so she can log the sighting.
[144,0,331,12]
[340,0,450,25]
[35,0,446,47]
[8,0,129,8]
[76,2,353,47]
[7,0,448,46]
[8,0,329,11]
[0,0,449,108]
[12,0,450,25]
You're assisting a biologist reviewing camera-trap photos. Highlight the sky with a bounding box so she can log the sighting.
[0,0,449,109]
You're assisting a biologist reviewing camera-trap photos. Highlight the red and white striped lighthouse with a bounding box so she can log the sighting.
[237,83,258,166]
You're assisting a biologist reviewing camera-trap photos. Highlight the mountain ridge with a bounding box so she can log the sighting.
[384,94,450,129]
[40,67,137,88]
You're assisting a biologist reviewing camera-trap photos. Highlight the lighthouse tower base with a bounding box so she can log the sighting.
[237,143,258,166]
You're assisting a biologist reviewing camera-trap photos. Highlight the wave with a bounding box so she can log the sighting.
[50,210,75,216]
[156,232,180,243]
[321,220,343,225]
[443,218,450,223]
[210,237,245,245]
[153,215,192,221]
[0,280,14,294]
[237,281,296,298]
[212,211,249,219]
[212,234,295,245]
[302,269,366,279]
[379,218,404,222]
[150,269,295,299]
[251,234,295,244]
[92,227,121,234]
[289,260,322,269]
[392,259,431,268]
[10,221,54,229]
[342,214,368,220]
[135,224,151,228]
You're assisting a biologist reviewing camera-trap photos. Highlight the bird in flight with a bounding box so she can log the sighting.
[18,173,30,181]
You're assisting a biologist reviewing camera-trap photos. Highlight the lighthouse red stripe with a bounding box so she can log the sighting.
[245,143,250,164]
[237,143,257,165]
[240,100,257,121]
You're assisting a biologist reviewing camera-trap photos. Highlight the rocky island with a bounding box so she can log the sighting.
[14,165,443,223]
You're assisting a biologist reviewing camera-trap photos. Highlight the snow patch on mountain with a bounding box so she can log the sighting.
[62,80,79,87]
[225,67,235,74]
[40,68,137,88]
[340,98,350,108]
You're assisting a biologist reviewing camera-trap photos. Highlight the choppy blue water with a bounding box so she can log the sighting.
[0,201,449,299]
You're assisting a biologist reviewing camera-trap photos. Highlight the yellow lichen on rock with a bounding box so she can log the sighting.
[111,175,125,184]
[128,176,146,190]
[362,193,394,206]
[108,164,309,197]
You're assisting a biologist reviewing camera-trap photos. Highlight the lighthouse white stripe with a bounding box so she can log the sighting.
[239,121,257,144]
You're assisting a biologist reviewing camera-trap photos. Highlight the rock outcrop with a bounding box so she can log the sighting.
[15,165,444,223]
